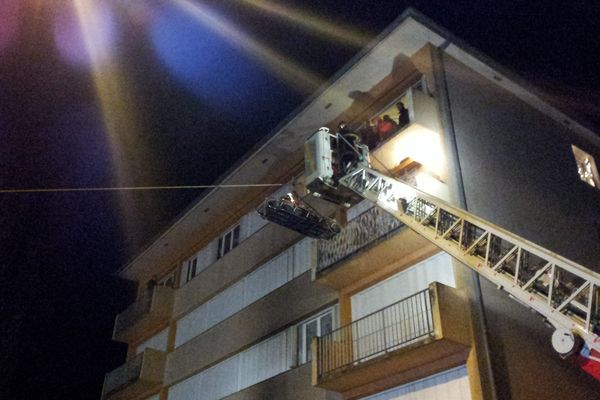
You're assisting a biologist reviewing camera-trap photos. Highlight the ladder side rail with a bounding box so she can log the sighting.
[341,166,600,286]
[378,189,600,347]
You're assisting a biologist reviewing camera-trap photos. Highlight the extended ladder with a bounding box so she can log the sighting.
[339,166,600,354]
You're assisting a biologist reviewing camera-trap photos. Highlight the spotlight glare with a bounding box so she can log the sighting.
[172,0,324,93]
[240,0,372,48]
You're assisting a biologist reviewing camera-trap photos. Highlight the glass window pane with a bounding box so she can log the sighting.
[232,225,240,248]
[305,320,318,362]
[191,258,197,277]
[217,236,223,259]
[186,260,193,282]
[225,232,232,253]
[320,313,333,336]
[297,324,304,363]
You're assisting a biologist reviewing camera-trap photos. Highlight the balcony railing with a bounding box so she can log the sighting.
[102,348,166,400]
[103,352,144,398]
[114,293,151,336]
[113,285,173,343]
[316,206,403,274]
[315,289,434,379]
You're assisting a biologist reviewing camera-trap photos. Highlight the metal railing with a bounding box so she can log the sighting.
[316,289,434,378]
[102,352,144,398]
[316,206,403,273]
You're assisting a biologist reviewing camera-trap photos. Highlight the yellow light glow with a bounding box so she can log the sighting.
[393,126,445,177]
[413,170,450,200]
[239,0,372,48]
[173,0,325,93]
[72,0,114,66]
[372,124,446,179]
[72,0,138,161]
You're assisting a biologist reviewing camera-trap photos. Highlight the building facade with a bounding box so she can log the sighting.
[103,9,600,400]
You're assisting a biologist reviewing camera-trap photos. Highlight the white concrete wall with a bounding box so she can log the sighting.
[175,238,312,347]
[351,252,454,320]
[169,328,294,400]
[361,366,470,400]
[135,328,169,355]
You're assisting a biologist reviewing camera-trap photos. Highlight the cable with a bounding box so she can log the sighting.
[0,183,282,194]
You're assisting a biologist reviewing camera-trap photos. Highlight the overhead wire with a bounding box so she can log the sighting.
[0,183,282,194]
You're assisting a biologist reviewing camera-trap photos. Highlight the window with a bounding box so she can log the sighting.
[159,269,177,288]
[185,257,198,283]
[217,225,240,259]
[297,307,335,364]
[572,145,600,188]
[359,94,408,149]
[352,85,418,151]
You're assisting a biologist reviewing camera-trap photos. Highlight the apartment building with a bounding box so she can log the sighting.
[102,9,600,400]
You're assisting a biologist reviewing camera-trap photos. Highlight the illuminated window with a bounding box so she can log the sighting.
[353,82,424,151]
[217,225,240,259]
[572,145,600,188]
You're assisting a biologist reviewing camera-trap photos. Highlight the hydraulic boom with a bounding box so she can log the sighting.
[261,127,600,380]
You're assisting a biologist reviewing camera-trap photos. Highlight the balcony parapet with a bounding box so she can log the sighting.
[316,206,403,275]
[102,348,166,400]
[312,283,470,398]
[113,285,174,343]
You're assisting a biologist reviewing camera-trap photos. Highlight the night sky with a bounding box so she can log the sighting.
[1,1,599,399]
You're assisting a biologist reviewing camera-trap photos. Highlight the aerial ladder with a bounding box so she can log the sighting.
[259,127,600,381]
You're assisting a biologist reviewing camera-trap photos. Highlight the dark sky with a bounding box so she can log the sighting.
[1,1,599,399]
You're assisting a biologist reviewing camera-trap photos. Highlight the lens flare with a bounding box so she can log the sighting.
[72,0,157,252]
[54,1,117,67]
[239,0,372,48]
[150,3,286,111]
[170,0,324,94]
[119,0,160,28]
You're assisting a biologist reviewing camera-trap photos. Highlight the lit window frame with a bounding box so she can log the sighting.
[572,145,600,188]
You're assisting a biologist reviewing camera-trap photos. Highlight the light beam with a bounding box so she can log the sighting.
[172,0,325,93]
[72,0,157,251]
[239,0,372,48]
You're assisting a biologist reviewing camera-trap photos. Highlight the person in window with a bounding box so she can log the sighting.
[377,115,397,141]
[396,101,410,128]
[357,120,377,149]
[371,116,383,141]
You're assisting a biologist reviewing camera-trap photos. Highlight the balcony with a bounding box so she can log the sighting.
[113,285,174,343]
[364,85,448,201]
[102,348,166,400]
[369,85,442,169]
[312,283,470,399]
[315,206,434,290]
